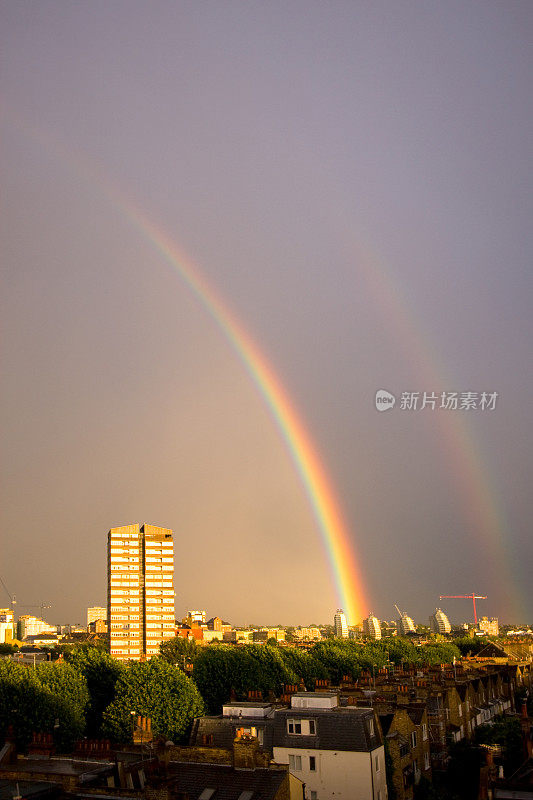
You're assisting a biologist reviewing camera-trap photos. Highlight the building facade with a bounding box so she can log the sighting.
[17,615,56,640]
[429,608,451,635]
[363,614,382,640]
[478,616,499,636]
[108,523,175,661]
[0,609,15,643]
[397,613,416,636]
[334,609,349,638]
[87,606,107,626]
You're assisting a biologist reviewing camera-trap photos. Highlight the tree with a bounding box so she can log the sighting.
[192,645,297,714]
[0,660,88,750]
[159,636,197,667]
[64,646,124,736]
[102,659,204,744]
[474,715,524,777]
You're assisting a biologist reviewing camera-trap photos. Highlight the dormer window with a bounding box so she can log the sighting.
[287,718,316,735]
[288,719,302,734]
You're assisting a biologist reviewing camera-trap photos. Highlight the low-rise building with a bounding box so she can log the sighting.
[192,692,388,800]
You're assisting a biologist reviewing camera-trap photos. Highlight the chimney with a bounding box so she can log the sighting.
[233,732,260,770]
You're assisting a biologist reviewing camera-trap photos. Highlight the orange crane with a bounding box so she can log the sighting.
[439,593,487,625]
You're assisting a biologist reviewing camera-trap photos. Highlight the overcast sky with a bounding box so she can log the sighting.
[1,1,532,627]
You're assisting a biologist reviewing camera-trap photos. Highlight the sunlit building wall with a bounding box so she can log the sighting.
[87,606,107,626]
[0,609,15,643]
[362,614,382,640]
[334,609,349,638]
[429,608,451,635]
[108,523,175,661]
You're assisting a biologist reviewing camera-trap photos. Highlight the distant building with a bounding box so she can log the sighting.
[185,610,206,626]
[253,628,286,643]
[396,612,416,636]
[87,606,107,626]
[292,627,322,641]
[108,523,175,661]
[0,609,15,643]
[477,616,499,636]
[429,608,451,635]
[17,615,56,640]
[88,618,108,633]
[334,609,349,638]
[363,613,382,640]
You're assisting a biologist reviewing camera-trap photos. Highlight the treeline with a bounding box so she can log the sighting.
[0,647,203,750]
[160,636,462,714]
[0,637,461,749]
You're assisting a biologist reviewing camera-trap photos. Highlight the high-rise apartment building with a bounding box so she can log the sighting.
[108,523,175,661]
[397,612,416,636]
[334,609,349,638]
[429,608,451,635]
[362,613,382,640]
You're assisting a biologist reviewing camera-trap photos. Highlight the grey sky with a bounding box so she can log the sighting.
[1,1,532,626]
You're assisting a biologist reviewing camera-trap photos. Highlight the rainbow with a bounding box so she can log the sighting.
[111,204,369,623]
[343,239,524,620]
[6,107,526,622]
[3,110,369,623]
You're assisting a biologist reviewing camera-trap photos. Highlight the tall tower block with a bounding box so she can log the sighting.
[108,523,175,661]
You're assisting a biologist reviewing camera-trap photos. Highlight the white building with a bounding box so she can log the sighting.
[17,615,56,640]
[0,609,15,643]
[333,609,348,638]
[87,606,107,626]
[363,613,382,640]
[478,616,499,636]
[273,693,388,800]
[429,608,451,635]
[397,612,416,636]
[292,627,322,641]
[193,693,388,800]
[108,523,175,661]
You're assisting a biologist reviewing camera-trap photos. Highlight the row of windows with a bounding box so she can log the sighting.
[288,754,316,772]
[287,719,316,735]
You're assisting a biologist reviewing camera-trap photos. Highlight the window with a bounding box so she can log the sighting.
[369,718,375,737]
[375,754,380,772]
[287,719,301,734]
[308,720,316,735]
[411,731,417,748]
[288,754,302,770]
[309,756,316,771]
[422,723,428,741]
[424,751,430,771]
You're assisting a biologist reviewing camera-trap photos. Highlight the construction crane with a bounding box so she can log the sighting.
[19,603,52,619]
[439,593,487,625]
[0,575,16,612]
